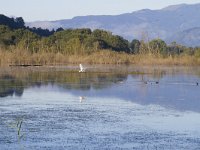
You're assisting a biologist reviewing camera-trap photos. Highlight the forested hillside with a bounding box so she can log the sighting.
[26,3,200,46]
[0,14,200,65]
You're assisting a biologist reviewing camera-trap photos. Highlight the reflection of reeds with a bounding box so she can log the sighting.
[0,65,199,93]
[0,69,129,92]
[1,48,200,66]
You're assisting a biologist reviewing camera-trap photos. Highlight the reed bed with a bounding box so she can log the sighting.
[0,49,200,66]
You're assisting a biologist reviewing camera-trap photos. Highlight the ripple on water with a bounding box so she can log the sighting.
[1,67,200,149]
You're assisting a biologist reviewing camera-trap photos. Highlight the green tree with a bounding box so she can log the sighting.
[149,39,167,55]
[0,25,15,48]
[167,42,184,55]
[14,29,40,52]
[194,47,200,58]
[130,39,141,54]
[108,35,129,52]
[14,17,25,28]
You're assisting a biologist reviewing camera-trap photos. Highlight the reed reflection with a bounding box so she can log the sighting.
[0,67,200,112]
[0,75,24,97]
[0,70,129,97]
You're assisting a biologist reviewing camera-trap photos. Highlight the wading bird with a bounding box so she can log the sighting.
[79,96,85,103]
[79,64,85,72]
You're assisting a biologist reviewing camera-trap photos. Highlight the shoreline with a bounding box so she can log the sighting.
[0,63,200,75]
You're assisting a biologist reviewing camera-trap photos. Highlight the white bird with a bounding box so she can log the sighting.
[79,96,85,103]
[79,64,86,72]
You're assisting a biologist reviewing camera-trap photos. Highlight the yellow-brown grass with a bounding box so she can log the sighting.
[132,54,200,66]
[0,49,200,66]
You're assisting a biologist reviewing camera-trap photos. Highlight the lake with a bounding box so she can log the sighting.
[0,65,200,150]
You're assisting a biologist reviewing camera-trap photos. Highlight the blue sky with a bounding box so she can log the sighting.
[1,0,200,21]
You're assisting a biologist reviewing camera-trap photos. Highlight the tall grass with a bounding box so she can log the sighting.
[0,48,200,66]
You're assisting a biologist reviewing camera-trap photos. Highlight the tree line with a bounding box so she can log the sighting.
[0,14,200,57]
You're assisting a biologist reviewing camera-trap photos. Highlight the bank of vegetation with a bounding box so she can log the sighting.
[0,14,200,66]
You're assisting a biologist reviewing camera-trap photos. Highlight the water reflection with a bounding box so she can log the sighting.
[0,67,200,113]
[0,75,24,97]
[1,66,200,149]
[0,70,128,97]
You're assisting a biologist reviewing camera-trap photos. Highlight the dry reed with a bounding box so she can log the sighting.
[0,49,200,66]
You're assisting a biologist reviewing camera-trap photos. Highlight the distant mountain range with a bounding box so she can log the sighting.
[26,3,200,46]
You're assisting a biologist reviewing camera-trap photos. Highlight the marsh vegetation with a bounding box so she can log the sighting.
[0,14,200,66]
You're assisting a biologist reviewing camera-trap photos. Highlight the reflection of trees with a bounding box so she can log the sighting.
[92,73,126,89]
[25,71,128,90]
[37,72,128,90]
[0,70,128,97]
[0,75,24,97]
[150,69,166,80]
[131,69,166,82]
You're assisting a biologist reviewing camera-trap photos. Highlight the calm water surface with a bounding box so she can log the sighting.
[0,66,200,150]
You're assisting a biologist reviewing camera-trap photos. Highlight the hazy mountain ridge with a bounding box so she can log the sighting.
[26,3,200,46]
[169,27,200,47]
